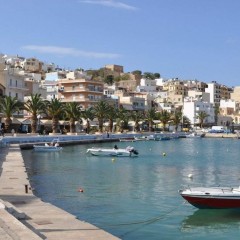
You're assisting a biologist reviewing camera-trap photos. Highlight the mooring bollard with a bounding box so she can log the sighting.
[25,184,28,193]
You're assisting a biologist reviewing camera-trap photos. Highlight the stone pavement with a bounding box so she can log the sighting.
[0,144,120,240]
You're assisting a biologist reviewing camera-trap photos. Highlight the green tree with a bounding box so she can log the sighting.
[24,93,45,133]
[214,105,220,125]
[116,106,130,132]
[82,107,95,134]
[154,73,161,78]
[158,110,171,131]
[143,72,155,80]
[145,108,157,132]
[0,96,23,132]
[171,110,183,132]
[104,75,114,85]
[182,116,191,129]
[131,70,142,76]
[196,111,209,128]
[131,111,144,132]
[106,105,117,132]
[64,102,82,133]
[93,100,110,133]
[45,98,63,134]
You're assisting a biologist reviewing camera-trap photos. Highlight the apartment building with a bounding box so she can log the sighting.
[185,80,208,92]
[21,58,42,72]
[183,97,215,127]
[114,90,145,111]
[163,80,188,96]
[230,86,240,102]
[57,71,103,109]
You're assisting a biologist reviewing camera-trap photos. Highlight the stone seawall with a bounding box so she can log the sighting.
[0,144,120,240]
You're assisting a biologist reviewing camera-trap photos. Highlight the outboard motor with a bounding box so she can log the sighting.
[132,149,138,155]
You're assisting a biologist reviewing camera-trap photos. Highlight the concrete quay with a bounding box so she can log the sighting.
[0,144,120,240]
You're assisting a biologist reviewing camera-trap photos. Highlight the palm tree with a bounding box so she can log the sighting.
[196,111,209,129]
[24,93,45,133]
[82,107,95,134]
[116,106,129,133]
[214,105,220,125]
[0,96,23,132]
[182,116,191,129]
[145,108,157,132]
[64,102,82,133]
[171,110,183,132]
[131,111,144,132]
[157,110,171,131]
[106,106,117,132]
[45,98,63,134]
[93,100,110,133]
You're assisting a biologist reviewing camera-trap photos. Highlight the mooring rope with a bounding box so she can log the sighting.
[103,201,187,228]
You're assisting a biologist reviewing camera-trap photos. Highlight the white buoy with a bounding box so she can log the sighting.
[188,174,193,178]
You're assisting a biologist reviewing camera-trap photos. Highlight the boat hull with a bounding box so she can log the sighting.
[181,195,240,209]
[87,148,138,157]
[180,187,240,209]
[33,146,63,152]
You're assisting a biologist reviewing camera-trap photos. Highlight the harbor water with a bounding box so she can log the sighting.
[22,137,240,240]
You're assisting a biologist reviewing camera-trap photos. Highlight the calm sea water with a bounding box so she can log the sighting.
[22,138,240,240]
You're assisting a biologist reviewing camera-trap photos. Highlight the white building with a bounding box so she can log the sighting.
[183,97,215,127]
[136,78,157,92]
[205,81,221,105]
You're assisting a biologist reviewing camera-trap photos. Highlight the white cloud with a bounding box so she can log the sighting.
[21,45,121,59]
[79,0,138,11]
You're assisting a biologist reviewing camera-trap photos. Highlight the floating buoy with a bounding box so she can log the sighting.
[162,152,166,156]
[78,188,84,192]
[188,174,193,178]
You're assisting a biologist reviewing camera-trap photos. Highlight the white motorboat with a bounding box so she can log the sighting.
[134,136,148,141]
[86,146,138,157]
[33,139,62,152]
[186,132,205,138]
[179,186,240,209]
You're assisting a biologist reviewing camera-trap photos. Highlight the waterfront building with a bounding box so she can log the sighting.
[205,81,233,105]
[183,97,215,127]
[57,71,103,109]
[114,90,145,111]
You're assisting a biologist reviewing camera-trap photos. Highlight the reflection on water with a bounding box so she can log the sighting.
[182,209,240,230]
[22,138,240,240]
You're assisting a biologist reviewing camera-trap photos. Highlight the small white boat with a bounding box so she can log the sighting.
[33,139,62,152]
[119,138,136,142]
[179,186,240,209]
[86,146,138,157]
[134,136,148,141]
[186,132,205,138]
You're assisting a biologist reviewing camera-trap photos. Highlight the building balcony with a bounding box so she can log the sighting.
[60,97,101,103]
[8,85,29,91]
[59,87,103,93]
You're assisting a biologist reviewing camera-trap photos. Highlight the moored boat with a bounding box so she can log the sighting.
[179,186,240,209]
[186,132,205,138]
[86,146,138,157]
[119,138,136,142]
[33,138,62,152]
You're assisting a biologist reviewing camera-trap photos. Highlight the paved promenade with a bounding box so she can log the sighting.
[0,144,120,240]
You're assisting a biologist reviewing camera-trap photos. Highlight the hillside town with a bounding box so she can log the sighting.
[0,53,239,134]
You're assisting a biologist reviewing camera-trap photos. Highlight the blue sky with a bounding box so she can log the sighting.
[1,0,240,86]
